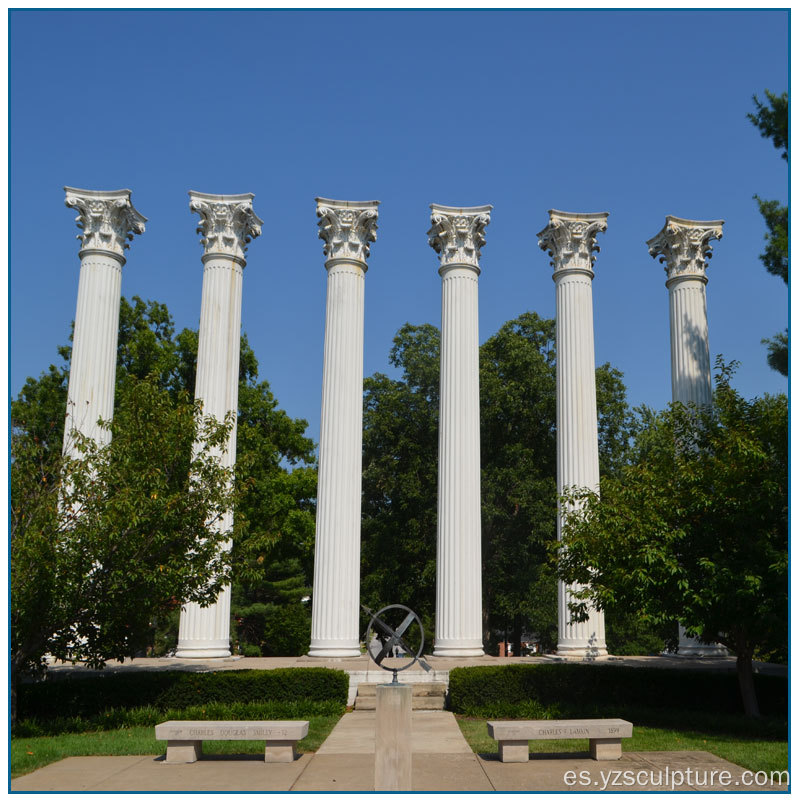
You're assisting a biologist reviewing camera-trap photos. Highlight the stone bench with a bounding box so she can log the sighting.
[487,718,633,763]
[155,720,309,763]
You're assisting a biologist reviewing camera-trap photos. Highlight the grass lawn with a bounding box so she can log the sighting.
[10,715,341,779]
[456,718,788,774]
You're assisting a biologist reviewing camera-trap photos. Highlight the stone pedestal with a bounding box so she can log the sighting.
[590,738,623,760]
[176,192,262,659]
[309,199,379,659]
[498,740,529,763]
[62,188,146,454]
[264,742,297,763]
[164,741,203,764]
[648,215,728,658]
[428,204,491,658]
[374,683,412,790]
[538,210,608,658]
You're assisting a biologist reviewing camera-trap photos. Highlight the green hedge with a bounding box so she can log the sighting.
[18,668,348,722]
[448,664,787,719]
[15,699,344,738]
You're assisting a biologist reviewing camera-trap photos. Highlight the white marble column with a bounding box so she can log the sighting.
[308,198,379,658]
[62,188,146,454]
[647,215,728,657]
[538,209,608,658]
[175,192,263,659]
[428,204,491,658]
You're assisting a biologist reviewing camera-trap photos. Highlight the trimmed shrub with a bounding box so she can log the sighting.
[448,664,787,719]
[18,668,348,722]
[15,699,344,737]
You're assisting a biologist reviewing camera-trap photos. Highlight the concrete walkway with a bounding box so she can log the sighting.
[10,711,785,792]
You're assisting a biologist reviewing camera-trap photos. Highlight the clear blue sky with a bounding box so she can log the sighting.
[9,9,789,445]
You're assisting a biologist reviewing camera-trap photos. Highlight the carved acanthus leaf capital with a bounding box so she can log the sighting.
[428,204,492,270]
[189,191,263,262]
[316,198,380,264]
[647,216,724,279]
[64,187,146,259]
[537,210,608,273]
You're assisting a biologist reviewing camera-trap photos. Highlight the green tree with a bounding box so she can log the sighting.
[361,313,636,655]
[479,314,557,655]
[10,378,236,722]
[232,558,311,656]
[11,296,318,658]
[556,361,788,716]
[748,90,789,375]
[361,324,441,644]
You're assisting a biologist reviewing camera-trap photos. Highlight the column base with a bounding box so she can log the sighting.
[432,640,485,658]
[673,644,729,657]
[556,644,608,659]
[174,641,231,659]
[675,626,729,657]
[308,640,361,658]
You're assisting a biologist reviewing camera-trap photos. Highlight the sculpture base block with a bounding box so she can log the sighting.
[375,684,412,790]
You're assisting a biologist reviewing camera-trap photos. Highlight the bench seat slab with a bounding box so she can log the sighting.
[155,721,309,741]
[156,721,309,764]
[489,719,632,763]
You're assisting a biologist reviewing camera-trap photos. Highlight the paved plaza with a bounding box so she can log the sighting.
[11,710,785,792]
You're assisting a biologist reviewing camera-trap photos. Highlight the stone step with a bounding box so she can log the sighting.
[356,681,447,697]
[354,694,445,711]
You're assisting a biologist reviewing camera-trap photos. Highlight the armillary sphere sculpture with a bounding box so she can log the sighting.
[362,604,429,684]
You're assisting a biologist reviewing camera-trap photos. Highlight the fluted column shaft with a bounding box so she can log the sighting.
[62,187,146,455]
[648,215,726,657]
[176,255,243,658]
[668,276,726,655]
[177,192,262,659]
[554,268,606,655]
[309,198,379,658]
[63,251,124,452]
[434,263,484,656]
[428,203,491,658]
[538,209,608,658]
[668,275,712,407]
[309,260,366,657]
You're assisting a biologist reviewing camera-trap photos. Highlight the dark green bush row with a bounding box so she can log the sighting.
[448,664,787,719]
[15,699,344,738]
[18,668,348,722]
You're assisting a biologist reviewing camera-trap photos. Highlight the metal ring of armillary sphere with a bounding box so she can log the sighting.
[364,604,425,683]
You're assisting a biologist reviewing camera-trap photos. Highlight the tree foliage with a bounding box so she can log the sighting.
[11,295,317,662]
[748,90,789,375]
[10,378,237,720]
[361,323,441,643]
[361,313,636,654]
[557,361,788,715]
[747,89,788,161]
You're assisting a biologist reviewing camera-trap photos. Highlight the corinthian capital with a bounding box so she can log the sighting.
[316,198,380,264]
[647,216,724,280]
[428,204,492,271]
[537,210,608,274]
[64,187,146,260]
[189,191,263,263]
